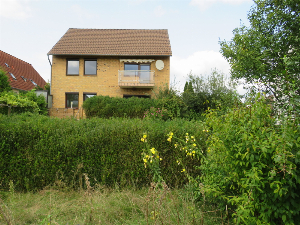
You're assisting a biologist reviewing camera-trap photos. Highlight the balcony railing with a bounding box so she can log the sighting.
[118,70,155,88]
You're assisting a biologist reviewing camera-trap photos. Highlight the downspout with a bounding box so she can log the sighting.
[47,54,52,95]
[47,54,53,109]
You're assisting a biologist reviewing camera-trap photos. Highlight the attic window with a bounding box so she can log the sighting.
[9,72,16,80]
[21,76,27,81]
[5,63,10,68]
[30,79,37,86]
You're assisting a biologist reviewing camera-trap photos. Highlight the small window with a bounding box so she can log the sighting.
[66,93,79,108]
[84,60,97,75]
[21,76,27,81]
[30,79,37,86]
[9,72,16,80]
[123,95,150,99]
[67,59,79,75]
[83,93,97,101]
[5,63,10,68]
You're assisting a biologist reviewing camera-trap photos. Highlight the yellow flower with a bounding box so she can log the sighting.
[191,136,194,139]
[150,160,153,163]
[143,134,147,139]
[150,148,156,154]
[193,143,196,147]
[174,143,178,148]
[192,150,195,154]
[186,133,189,136]
[167,137,172,142]
[146,155,149,159]
[176,160,180,165]
[181,169,185,172]
[157,155,159,159]
[143,158,147,163]
[141,138,145,142]
[160,158,162,161]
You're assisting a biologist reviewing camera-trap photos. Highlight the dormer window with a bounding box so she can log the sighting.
[30,79,37,86]
[9,72,16,80]
[21,76,27,81]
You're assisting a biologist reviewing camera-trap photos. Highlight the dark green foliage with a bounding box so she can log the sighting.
[82,95,160,119]
[0,113,206,191]
[82,94,185,120]
[200,94,300,224]
[0,69,11,93]
[182,69,240,119]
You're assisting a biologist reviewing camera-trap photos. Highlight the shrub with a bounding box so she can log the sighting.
[200,93,300,224]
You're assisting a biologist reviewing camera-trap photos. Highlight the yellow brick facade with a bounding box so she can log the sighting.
[50,56,170,109]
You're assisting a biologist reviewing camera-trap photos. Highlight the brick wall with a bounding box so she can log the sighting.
[50,56,170,110]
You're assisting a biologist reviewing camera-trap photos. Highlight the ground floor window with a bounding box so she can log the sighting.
[66,93,79,108]
[123,95,150,99]
[83,93,97,101]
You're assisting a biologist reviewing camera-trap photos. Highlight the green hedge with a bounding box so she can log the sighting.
[0,113,206,191]
[82,95,185,120]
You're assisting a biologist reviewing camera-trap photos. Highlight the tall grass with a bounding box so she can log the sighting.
[0,181,226,225]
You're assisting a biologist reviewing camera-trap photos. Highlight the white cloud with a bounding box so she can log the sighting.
[170,50,231,91]
[190,0,252,11]
[0,0,32,20]
[154,5,166,17]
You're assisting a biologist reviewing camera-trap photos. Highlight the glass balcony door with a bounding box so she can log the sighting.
[139,64,150,83]
[124,63,150,83]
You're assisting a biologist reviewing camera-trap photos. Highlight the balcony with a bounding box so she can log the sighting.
[118,70,155,88]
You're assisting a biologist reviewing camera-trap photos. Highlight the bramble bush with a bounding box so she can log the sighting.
[199,93,300,224]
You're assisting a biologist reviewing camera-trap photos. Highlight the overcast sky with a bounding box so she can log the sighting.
[0,0,254,92]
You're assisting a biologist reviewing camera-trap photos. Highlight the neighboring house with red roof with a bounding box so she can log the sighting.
[47,28,172,112]
[0,50,46,92]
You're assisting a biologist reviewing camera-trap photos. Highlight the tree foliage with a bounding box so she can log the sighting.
[182,69,240,119]
[0,68,11,93]
[220,0,300,113]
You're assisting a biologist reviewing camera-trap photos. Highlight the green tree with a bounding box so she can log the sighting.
[0,69,11,93]
[182,69,240,118]
[220,0,300,114]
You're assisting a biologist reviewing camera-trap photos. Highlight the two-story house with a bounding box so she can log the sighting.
[47,28,172,114]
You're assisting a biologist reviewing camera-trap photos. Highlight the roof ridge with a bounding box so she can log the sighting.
[68,28,168,30]
[0,50,33,66]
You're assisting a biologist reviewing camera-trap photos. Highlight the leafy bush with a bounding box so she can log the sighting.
[22,89,47,115]
[182,69,241,119]
[0,92,39,114]
[200,94,300,224]
[0,114,207,191]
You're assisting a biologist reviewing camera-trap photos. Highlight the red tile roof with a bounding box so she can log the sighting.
[0,50,47,91]
[48,29,172,56]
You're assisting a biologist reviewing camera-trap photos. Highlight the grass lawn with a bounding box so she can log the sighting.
[0,183,226,225]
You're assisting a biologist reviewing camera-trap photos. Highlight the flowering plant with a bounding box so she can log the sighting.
[141,133,164,185]
[143,107,168,121]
